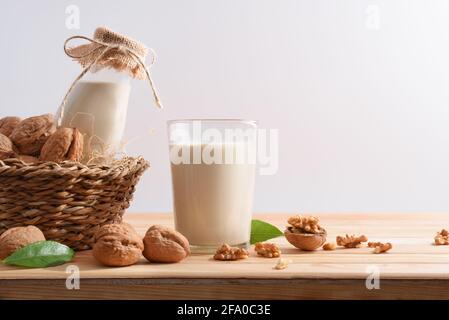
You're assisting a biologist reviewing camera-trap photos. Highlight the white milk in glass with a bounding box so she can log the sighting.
[170,143,256,248]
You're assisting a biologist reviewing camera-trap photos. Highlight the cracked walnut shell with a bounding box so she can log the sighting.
[10,114,56,155]
[255,242,281,258]
[0,133,16,160]
[92,223,144,267]
[143,225,190,263]
[336,234,368,248]
[0,226,46,260]
[213,244,249,261]
[40,127,83,163]
[0,116,21,137]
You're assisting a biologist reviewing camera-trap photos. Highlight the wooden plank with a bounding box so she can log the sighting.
[1,213,449,299]
[1,279,449,300]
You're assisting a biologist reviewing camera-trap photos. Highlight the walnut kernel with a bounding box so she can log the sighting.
[370,242,392,254]
[323,242,336,251]
[434,229,449,245]
[336,234,368,248]
[274,258,290,270]
[213,244,248,261]
[287,215,325,234]
[254,242,281,258]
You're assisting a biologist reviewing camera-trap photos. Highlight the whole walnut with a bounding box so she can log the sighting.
[0,226,46,260]
[10,114,56,155]
[0,116,22,137]
[143,225,190,263]
[0,133,16,160]
[40,127,83,163]
[92,223,144,267]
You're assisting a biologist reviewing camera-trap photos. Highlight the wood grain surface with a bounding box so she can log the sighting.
[1,213,449,299]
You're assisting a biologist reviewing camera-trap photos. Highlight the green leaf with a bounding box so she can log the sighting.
[250,219,283,244]
[3,240,74,268]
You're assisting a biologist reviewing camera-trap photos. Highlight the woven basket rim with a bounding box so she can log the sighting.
[0,156,149,177]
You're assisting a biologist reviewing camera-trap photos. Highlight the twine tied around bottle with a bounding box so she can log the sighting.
[58,27,163,126]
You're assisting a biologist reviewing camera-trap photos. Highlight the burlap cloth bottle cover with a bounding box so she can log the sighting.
[59,26,163,125]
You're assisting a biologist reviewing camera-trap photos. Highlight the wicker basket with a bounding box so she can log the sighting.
[0,156,149,250]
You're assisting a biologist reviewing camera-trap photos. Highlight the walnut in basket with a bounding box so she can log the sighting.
[0,133,16,160]
[0,116,21,137]
[10,114,56,156]
[40,127,84,163]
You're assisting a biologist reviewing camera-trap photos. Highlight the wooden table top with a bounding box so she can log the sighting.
[1,213,449,299]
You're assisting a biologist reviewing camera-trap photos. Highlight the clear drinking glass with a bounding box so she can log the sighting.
[167,119,258,253]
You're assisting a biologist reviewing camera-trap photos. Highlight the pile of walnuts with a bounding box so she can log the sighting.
[92,223,191,267]
[0,114,84,164]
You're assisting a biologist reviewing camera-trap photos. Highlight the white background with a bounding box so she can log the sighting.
[2,0,449,213]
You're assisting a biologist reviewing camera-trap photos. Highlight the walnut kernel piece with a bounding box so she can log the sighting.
[434,229,449,245]
[336,234,368,248]
[323,242,336,251]
[0,116,21,137]
[274,258,290,270]
[40,127,83,163]
[0,226,46,260]
[92,223,144,267]
[367,242,383,248]
[371,242,392,254]
[10,114,56,155]
[287,215,325,234]
[254,242,281,258]
[0,133,15,160]
[213,244,248,261]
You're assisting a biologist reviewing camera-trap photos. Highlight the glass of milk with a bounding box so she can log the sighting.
[168,119,257,253]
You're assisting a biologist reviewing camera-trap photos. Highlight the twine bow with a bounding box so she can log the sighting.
[58,35,163,126]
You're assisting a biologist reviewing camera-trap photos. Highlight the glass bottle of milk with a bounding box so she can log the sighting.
[57,69,131,164]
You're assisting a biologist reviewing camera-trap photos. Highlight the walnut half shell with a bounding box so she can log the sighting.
[284,228,327,251]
